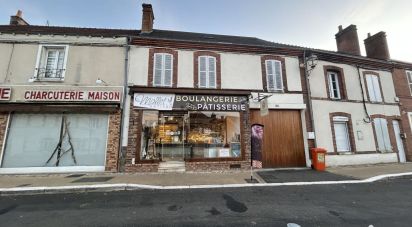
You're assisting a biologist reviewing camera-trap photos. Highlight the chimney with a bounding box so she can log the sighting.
[364,32,390,60]
[9,10,29,26]
[141,4,154,33]
[335,24,361,55]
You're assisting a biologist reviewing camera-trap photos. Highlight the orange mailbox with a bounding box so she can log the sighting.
[311,148,327,171]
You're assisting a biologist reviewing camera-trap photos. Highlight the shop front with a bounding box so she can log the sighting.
[126,87,251,172]
[0,86,122,174]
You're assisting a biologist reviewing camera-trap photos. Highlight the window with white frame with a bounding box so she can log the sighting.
[365,74,383,102]
[406,71,412,95]
[34,45,69,80]
[198,56,216,88]
[333,116,351,152]
[153,53,173,87]
[328,71,341,99]
[265,60,283,92]
[373,118,392,152]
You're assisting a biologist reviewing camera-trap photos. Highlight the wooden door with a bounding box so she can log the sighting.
[250,110,306,168]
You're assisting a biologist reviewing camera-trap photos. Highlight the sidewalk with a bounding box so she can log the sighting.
[0,162,411,195]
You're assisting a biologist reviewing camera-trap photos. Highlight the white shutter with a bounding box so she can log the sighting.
[407,71,412,94]
[334,122,350,152]
[198,56,207,88]
[274,61,283,90]
[372,75,382,102]
[153,53,163,86]
[366,74,377,101]
[208,57,216,88]
[266,60,275,91]
[164,54,172,86]
[374,118,391,152]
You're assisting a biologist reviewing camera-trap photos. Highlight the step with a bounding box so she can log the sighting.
[158,161,186,173]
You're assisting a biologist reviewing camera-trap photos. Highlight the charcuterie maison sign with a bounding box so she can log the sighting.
[133,93,248,111]
[23,90,121,102]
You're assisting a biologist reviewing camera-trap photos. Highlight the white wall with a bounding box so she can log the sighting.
[326,153,398,166]
[285,57,302,92]
[128,47,149,86]
[220,53,262,90]
[177,50,193,88]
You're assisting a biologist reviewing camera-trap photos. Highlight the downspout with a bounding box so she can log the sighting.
[356,65,371,123]
[303,50,317,147]
[118,37,130,172]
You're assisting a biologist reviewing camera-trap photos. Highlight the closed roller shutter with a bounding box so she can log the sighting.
[1,113,108,170]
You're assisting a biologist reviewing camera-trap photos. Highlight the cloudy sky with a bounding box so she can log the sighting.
[0,0,411,61]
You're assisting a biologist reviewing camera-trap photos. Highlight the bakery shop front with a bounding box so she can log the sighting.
[126,87,251,172]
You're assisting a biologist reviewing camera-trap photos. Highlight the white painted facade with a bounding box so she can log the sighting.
[309,60,402,166]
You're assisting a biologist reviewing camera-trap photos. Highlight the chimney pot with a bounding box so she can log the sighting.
[335,24,361,55]
[10,9,29,25]
[364,32,390,60]
[141,4,154,33]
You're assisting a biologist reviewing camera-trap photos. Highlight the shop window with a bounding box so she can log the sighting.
[139,111,241,161]
[373,118,392,152]
[34,45,69,81]
[153,53,173,87]
[406,70,412,95]
[198,56,216,88]
[365,74,383,102]
[265,60,283,92]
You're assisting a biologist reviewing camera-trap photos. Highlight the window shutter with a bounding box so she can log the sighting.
[208,57,216,88]
[406,71,412,95]
[380,118,391,151]
[266,61,275,91]
[199,56,207,88]
[372,76,382,102]
[153,53,163,86]
[164,54,173,86]
[374,118,391,152]
[274,61,283,90]
[366,75,377,101]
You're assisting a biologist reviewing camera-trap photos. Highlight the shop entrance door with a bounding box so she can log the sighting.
[159,112,188,161]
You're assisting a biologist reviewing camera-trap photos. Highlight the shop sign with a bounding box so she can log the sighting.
[0,87,11,101]
[133,93,175,110]
[23,90,121,102]
[134,93,248,111]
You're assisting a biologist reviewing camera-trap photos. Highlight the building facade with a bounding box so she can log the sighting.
[0,12,134,173]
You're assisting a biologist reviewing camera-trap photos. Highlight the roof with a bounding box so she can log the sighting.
[139,29,301,49]
[0,25,139,37]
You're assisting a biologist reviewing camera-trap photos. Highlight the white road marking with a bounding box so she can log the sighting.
[1,172,412,194]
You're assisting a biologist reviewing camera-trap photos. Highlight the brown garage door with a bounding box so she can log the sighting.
[250,110,306,168]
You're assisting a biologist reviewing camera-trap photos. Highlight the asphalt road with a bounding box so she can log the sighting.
[1,176,412,227]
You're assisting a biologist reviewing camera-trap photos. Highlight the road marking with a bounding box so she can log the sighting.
[1,172,412,194]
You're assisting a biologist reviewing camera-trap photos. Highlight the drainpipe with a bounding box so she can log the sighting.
[303,50,317,147]
[118,37,130,172]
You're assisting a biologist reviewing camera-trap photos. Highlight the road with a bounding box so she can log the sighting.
[1,176,412,227]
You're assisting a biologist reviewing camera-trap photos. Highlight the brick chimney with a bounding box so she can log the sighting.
[9,10,29,25]
[335,24,361,55]
[364,32,390,60]
[141,4,154,33]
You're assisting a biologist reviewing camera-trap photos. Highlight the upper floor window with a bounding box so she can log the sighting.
[198,56,216,88]
[327,71,341,99]
[373,118,392,152]
[34,45,68,81]
[406,70,412,95]
[365,74,382,102]
[265,60,283,92]
[153,53,173,87]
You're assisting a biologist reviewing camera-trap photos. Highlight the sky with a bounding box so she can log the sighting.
[0,0,411,62]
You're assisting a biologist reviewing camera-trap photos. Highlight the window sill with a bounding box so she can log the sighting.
[31,78,65,82]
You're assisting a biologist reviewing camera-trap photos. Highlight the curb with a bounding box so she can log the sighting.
[1,172,412,196]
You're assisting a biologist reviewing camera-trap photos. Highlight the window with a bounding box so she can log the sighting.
[365,74,382,102]
[198,56,216,88]
[328,71,341,99]
[153,53,173,87]
[406,71,412,95]
[34,45,68,80]
[265,60,283,92]
[332,116,351,152]
[373,118,392,152]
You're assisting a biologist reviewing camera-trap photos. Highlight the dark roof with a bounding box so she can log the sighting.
[0,25,139,37]
[138,29,302,49]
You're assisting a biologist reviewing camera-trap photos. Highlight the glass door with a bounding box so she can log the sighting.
[159,112,187,161]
